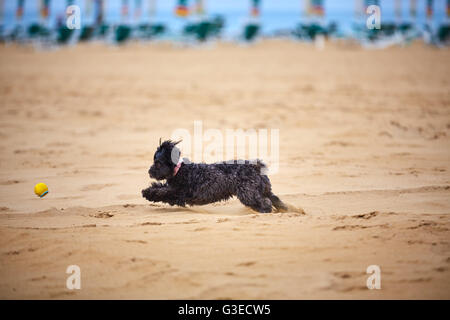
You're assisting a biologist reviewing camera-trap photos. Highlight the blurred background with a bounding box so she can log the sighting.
[0,0,449,47]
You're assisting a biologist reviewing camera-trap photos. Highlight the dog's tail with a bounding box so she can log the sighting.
[270,193,288,212]
[254,159,268,175]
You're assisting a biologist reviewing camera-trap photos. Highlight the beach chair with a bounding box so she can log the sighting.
[196,21,213,42]
[98,24,110,39]
[151,24,166,37]
[209,15,225,38]
[27,23,52,45]
[115,25,132,44]
[187,21,216,42]
[183,19,217,42]
[56,26,74,44]
[292,23,327,41]
[7,25,25,42]
[243,23,260,42]
[437,24,450,45]
[79,25,95,42]
[137,23,166,39]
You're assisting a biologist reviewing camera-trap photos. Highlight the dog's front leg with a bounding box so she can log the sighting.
[141,182,166,202]
[141,183,185,207]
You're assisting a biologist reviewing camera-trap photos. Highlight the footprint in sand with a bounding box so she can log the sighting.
[90,212,114,219]
[124,240,147,244]
[30,275,47,282]
[140,221,163,226]
[4,250,21,255]
[193,227,209,232]
[0,180,22,185]
[351,211,379,220]
[332,271,366,279]
[333,224,388,231]
[174,219,201,225]
[237,261,257,267]
[81,224,96,228]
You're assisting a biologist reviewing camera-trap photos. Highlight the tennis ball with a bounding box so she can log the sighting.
[34,183,48,198]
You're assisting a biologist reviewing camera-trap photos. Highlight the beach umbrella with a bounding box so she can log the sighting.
[7,0,26,41]
[410,0,417,19]
[0,0,4,26]
[354,0,364,20]
[148,0,156,19]
[94,0,104,26]
[0,0,4,42]
[426,0,433,20]
[121,0,129,21]
[16,0,25,20]
[395,0,402,23]
[175,0,189,17]
[309,0,324,17]
[303,0,309,17]
[85,0,93,18]
[447,0,450,19]
[134,0,142,20]
[39,0,50,22]
[251,0,261,17]
[194,0,205,16]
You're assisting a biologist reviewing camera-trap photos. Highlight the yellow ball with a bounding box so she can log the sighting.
[34,183,49,198]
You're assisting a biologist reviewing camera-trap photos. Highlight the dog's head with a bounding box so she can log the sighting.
[148,139,181,180]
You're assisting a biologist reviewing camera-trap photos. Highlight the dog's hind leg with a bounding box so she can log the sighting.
[236,188,272,213]
[269,193,288,212]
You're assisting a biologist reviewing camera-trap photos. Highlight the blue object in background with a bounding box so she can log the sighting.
[0,0,448,36]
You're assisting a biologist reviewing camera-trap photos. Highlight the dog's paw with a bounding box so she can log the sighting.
[141,188,152,200]
[167,199,186,207]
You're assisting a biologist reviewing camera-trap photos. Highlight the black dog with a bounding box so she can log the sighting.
[141,140,287,213]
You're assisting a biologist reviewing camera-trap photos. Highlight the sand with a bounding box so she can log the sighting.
[0,40,449,299]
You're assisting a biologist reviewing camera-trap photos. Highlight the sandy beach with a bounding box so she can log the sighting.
[0,40,449,299]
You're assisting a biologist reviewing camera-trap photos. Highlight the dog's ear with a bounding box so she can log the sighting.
[159,137,162,147]
[169,141,181,165]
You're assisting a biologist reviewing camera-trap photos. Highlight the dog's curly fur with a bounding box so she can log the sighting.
[142,140,288,213]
